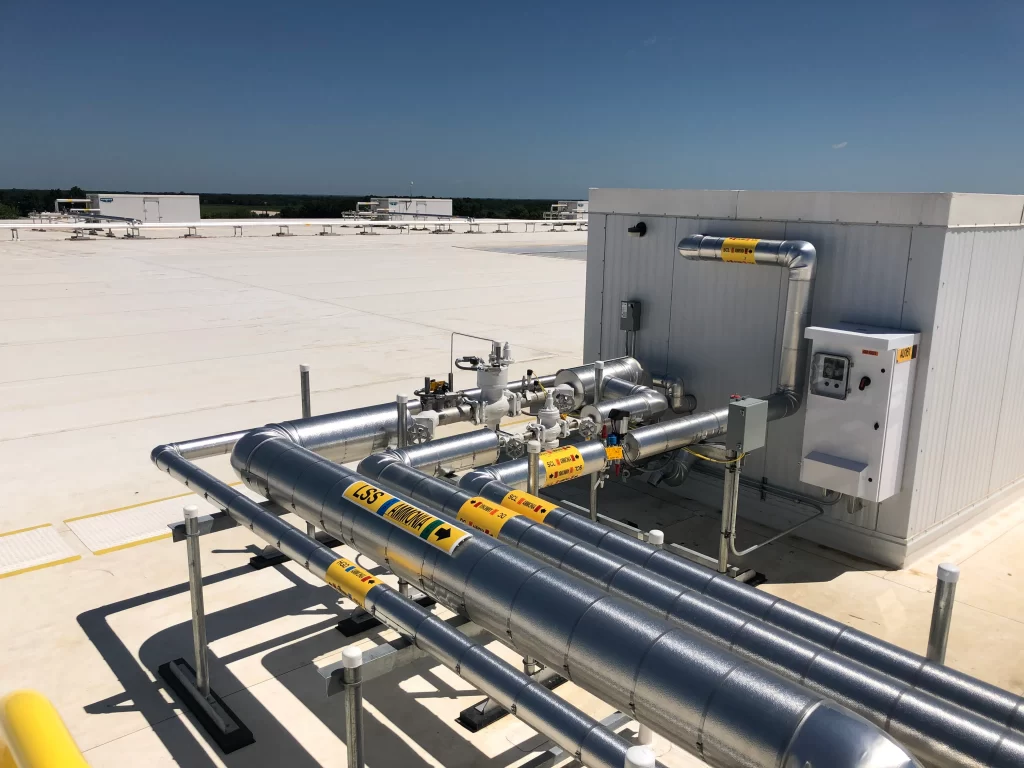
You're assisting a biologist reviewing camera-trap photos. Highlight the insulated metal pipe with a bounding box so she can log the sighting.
[678,235,816,397]
[580,390,669,426]
[623,390,796,462]
[387,429,501,474]
[458,469,1024,747]
[554,357,643,410]
[360,457,1024,768]
[267,401,425,463]
[150,445,634,768]
[473,440,607,490]
[231,432,919,768]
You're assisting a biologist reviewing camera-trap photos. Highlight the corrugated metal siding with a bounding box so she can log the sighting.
[930,229,1024,527]
[665,218,786,480]
[906,230,975,536]
[876,226,949,538]
[597,216,678,372]
[989,230,1024,493]
[761,223,914,529]
[582,214,607,362]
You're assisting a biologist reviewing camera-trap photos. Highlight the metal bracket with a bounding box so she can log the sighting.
[158,658,254,754]
[318,614,491,696]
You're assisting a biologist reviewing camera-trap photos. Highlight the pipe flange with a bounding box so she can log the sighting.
[578,417,601,441]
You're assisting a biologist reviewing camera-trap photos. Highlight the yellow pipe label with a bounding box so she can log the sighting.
[325,557,381,607]
[343,480,472,554]
[721,237,759,264]
[499,490,556,523]
[457,497,518,537]
[605,445,624,461]
[542,446,585,485]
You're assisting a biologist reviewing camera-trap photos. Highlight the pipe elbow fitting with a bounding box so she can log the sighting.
[150,444,178,469]
[781,240,816,281]
[677,234,705,260]
[781,701,921,768]
[357,450,404,479]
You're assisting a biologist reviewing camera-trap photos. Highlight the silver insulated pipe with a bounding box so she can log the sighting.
[453,473,1024,763]
[150,445,635,768]
[447,466,1024,768]
[230,430,920,768]
[580,377,669,424]
[554,356,644,410]
[624,235,817,462]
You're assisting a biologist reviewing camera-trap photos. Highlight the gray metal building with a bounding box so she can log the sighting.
[87,193,200,223]
[584,189,1024,566]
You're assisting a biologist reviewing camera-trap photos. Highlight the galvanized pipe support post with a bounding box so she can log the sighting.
[185,504,211,697]
[343,646,365,768]
[625,745,655,768]
[300,364,315,537]
[590,360,604,522]
[527,439,541,495]
[927,562,960,664]
[718,452,741,574]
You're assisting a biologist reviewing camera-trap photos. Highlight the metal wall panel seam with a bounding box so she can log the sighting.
[984,232,1024,495]
[909,231,970,536]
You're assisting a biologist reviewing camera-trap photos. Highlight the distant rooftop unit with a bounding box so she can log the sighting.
[351,197,453,220]
[545,200,588,220]
[87,193,200,223]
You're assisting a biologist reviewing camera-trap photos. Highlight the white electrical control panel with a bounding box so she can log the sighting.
[799,324,920,502]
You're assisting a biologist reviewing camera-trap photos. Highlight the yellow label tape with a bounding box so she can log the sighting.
[457,497,518,537]
[325,557,380,606]
[896,345,916,363]
[500,489,557,523]
[605,445,624,461]
[542,446,585,485]
[720,237,759,264]
[343,480,472,554]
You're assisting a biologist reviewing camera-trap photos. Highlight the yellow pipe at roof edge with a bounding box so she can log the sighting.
[0,690,89,768]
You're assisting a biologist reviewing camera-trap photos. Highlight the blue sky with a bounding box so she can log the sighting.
[2,0,1022,198]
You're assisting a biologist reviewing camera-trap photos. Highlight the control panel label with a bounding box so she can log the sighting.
[720,237,759,264]
[343,480,471,554]
[896,345,916,363]
[500,490,556,523]
[457,497,518,537]
[542,446,585,485]
[325,557,380,606]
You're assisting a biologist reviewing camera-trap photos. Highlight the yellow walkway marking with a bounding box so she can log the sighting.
[0,524,80,579]
[65,482,244,555]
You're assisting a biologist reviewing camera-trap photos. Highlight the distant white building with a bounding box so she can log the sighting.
[544,201,588,220]
[87,194,200,223]
[354,197,453,220]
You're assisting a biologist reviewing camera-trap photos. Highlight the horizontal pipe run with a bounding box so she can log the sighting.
[470,440,608,490]
[580,390,669,425]
[678,235,815,396]
[623,390,800,462]
[360,458,1024,767]
[386,429,501,473]
[554,357,643,411]
[232,431,919,768]
[463,466,1024,752]
[150,443,632,768]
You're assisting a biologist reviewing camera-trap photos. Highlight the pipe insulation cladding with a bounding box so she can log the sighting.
[149,445,634,768]
[228,429,920,768]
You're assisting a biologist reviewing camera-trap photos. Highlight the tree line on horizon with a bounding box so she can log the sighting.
[0,189,564,220]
